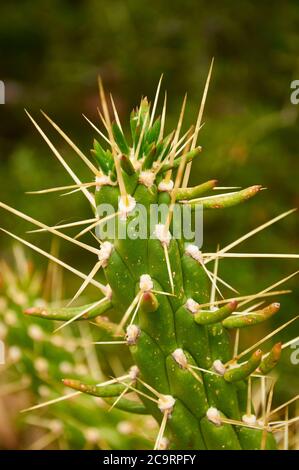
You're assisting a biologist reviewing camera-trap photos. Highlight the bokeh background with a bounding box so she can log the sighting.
[0,0,298,436]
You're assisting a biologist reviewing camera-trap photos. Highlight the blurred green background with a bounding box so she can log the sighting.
[0,1,298,402]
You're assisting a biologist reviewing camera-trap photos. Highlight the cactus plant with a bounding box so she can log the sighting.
[0,68,298,450]
[0,246,152,449]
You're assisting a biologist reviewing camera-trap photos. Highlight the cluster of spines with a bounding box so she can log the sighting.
[0,69,298,449]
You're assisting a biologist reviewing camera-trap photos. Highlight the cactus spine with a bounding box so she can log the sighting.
[1,70,298,449]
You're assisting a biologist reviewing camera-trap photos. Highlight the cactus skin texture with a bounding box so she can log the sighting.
[1,75,298,450]
[0,248,151,450]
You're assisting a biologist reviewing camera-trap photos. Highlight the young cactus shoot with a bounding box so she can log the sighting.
[1,67,299,450]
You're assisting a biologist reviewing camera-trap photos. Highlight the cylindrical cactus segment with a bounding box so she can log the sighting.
[9,78,297,450]
[57,92,277,449]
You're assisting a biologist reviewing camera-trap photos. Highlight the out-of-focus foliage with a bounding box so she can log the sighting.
[0,1,298,407]
[0,246,153,449]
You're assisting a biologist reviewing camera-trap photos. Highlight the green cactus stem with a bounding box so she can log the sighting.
[1,71,298,450]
